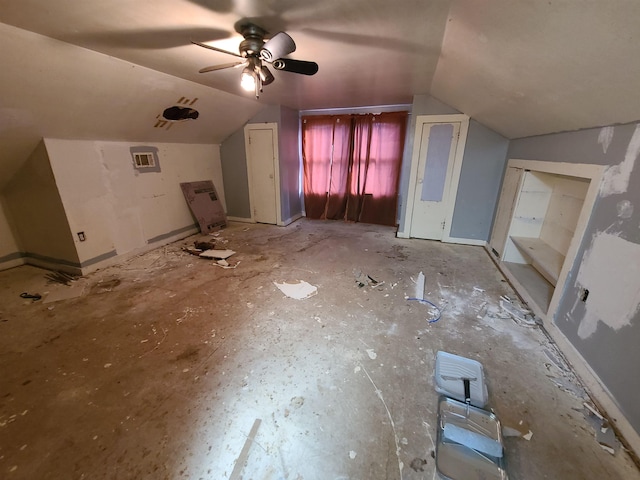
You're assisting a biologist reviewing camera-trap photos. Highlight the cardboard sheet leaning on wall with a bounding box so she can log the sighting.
[180,181,226,234]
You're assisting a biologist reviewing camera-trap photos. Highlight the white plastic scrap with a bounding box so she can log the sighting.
[415,272,425,300]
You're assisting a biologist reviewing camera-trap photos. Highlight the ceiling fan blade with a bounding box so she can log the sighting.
[191,40,242,58]
[199,61,246,73]
[260,32,296,62]
[272,58,318,76]
[60,27,231,50]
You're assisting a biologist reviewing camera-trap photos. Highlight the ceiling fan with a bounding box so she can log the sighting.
[192,22,318,98]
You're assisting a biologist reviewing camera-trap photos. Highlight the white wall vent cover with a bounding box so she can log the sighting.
[130,146,160,173]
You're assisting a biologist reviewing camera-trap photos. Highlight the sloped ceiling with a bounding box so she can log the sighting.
[1,0,640,187]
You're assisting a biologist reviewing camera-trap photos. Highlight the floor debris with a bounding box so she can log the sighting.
[584,402,622,455]
[274,280,318,300]
[499,298,538,326]
[415,271,426,300]
[354,270,380,288]
[229,418,262,480]
[43,281,86,304]
[20,292,41,301]
[194,240,216,251]
[199,249,236,260]
[45,271,79,286]
[213,259,240,269]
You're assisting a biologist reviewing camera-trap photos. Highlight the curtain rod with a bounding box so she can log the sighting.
[300,104,412,116]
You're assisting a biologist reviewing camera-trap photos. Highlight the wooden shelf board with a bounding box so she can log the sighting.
[510,236,565,286]
[503,262,554,314]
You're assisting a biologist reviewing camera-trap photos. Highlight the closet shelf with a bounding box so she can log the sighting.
[510,236,565,286]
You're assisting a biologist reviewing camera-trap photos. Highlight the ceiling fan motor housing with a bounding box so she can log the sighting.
[238,23,266,57]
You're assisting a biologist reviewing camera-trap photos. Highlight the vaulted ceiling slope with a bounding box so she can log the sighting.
[1,0,640,184]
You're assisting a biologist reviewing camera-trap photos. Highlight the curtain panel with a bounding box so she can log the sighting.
[301,111,408,226]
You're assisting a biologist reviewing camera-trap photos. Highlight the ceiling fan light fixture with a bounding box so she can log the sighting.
[240,67,256,91]
[260,31,296,62]
[259,65,275,86]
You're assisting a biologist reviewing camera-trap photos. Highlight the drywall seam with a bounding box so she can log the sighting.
[569,232,640,339]
[600,124,640,196]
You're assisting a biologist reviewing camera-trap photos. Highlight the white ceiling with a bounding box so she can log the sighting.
[1,0,640,186]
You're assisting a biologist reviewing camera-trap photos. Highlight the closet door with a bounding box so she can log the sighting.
[245,123,281,225]
[400,114,469,241]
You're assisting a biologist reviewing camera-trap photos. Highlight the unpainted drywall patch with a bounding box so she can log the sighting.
[617,200,634,218]
[573,232,640,339]
[600,124,640,196]
[597,126,614,154]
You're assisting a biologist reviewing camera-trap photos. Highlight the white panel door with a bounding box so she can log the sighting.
[246,125,279,224]
[409,121,461,240]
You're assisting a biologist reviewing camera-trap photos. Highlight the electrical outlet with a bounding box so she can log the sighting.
[77,232,86,242]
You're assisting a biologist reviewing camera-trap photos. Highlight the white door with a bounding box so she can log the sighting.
[408,118,465,240]
[245,124,280,224]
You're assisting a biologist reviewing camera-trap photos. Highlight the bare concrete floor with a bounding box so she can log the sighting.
[1,219,639,480]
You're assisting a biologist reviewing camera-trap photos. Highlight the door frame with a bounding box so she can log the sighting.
[244,123,281,225]
[399,114,470,242]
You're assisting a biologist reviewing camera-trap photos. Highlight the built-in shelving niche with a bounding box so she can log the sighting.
[488,159,604,321]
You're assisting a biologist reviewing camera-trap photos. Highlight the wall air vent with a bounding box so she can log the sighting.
[130,146,160,173]
[133,152,156,168]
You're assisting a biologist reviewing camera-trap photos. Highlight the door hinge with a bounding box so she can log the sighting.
[441,221,446,230]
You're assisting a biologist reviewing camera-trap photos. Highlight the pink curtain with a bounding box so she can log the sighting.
[301,115,351,219]
[302,111,408,226]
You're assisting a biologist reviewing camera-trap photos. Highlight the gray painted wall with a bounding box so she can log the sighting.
[278,106,303,222]
[508,122,640,434]
[220,105,281,219]
[220,104,302,223]
[220,128,251,218]
[450,120,509,240]
[397,95,508,241]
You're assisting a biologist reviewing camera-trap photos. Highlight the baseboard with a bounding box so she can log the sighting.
[226,216,255,224]
[544,320,640,458]
[0,256,26,271]
[279,212,303,226]
[485,248,640,458]
[443,236,487,246]
[25,256,83,276]
[394,231,486,246]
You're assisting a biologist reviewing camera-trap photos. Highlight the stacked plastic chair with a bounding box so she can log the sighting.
[433,351,509,479]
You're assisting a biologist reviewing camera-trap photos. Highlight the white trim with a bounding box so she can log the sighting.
[401,114,470,241]
[0,257,26,271]
[280,212,303,226]
[244,123,282,226]
[505,159,605,321]
[445,237,487,247]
